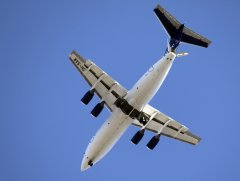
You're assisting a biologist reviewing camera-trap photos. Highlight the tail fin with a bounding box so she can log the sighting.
[154,4,211,51]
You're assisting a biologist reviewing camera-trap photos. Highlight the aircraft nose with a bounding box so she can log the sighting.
[81,158,89,171]
[81,155,93,171]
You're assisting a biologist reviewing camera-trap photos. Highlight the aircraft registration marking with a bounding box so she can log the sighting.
[73,58,86,72]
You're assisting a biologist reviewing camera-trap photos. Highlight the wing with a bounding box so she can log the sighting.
[132,104,201,145]
[69,51,127,111]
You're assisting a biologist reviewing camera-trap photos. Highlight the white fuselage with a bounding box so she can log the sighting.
[81,52,176,171]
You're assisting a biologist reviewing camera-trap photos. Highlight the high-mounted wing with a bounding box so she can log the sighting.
[132,104,201,145]
[69,51,127,112]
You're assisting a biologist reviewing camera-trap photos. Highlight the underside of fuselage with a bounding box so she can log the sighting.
[74,3,211,171]
[81,52,176,171]
[81,109,132,171]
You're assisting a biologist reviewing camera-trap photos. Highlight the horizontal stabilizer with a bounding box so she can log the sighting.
[154,4,211,48]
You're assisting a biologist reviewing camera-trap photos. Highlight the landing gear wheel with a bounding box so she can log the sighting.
[88,160,93,167]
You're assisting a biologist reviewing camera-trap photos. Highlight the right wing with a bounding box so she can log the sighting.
[69,51,127,112]
[132,104,201,145]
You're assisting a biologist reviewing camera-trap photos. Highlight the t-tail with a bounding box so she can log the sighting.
[154,4,211,53]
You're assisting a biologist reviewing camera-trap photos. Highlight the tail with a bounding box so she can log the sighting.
[154,4,211,52]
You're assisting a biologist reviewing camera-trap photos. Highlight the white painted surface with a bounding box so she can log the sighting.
[81,52,176,171]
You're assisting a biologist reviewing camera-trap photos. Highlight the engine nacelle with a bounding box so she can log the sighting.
[131,130,145,145]
[91,102,105,117]
[81,90,94,105]
[146,135,160,150]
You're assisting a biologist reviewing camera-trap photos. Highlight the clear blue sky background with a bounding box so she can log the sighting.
[1,0,240,180]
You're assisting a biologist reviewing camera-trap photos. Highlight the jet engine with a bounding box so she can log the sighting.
[131,130,145,145]
[146,135,160,150]
[91,101,105,117]
[81,90,94,105]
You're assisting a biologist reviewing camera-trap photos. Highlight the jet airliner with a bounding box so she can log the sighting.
[68,4,211,171]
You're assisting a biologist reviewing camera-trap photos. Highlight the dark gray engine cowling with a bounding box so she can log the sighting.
[131,130,145,145]
[81,90,94,105]
[146,135,160,150]
[91,102,105,117]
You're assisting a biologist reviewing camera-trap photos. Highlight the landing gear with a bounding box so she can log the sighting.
[88,160,93,167]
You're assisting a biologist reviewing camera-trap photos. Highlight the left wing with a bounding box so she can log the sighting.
[69,51,127,111]
[132,104,201,145]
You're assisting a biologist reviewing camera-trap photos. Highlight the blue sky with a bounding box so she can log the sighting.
[1,0,240,180]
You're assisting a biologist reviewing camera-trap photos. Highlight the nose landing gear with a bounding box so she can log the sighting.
[88,160,93,167]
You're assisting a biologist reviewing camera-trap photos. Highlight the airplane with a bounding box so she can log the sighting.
[68,4,211,171]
